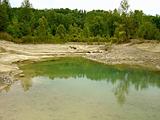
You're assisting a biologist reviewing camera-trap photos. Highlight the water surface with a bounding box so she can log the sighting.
[0,57,160,120]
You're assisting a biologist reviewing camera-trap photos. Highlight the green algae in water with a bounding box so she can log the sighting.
[0,57,160,120]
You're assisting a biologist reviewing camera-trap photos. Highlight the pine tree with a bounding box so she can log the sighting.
[0,1,9,31]
[37,16,48,37]
[20,0,33,36]
[56,24,66,39]
[7,17,22,38]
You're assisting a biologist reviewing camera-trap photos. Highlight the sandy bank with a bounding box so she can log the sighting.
[0,40,160,89]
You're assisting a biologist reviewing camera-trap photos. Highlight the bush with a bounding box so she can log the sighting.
[0,32,14,41]
[21,35,65,44]
[109,37,118,43]
[21,36,37,43]
[137,22,160,40]
[155,31,160,41]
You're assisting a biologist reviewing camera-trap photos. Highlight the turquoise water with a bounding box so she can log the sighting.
[0,57,160,120]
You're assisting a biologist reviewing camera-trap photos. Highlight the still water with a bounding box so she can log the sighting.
[0,57,160,120]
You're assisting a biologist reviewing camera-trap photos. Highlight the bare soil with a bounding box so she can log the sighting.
[0,40,160,90]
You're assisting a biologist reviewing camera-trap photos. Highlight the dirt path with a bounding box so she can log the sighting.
[0,40,160,87]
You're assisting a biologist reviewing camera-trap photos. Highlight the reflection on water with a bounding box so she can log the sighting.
[0,57,160,120]
[19,57,160,104]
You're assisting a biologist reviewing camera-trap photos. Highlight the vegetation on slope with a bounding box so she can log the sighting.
[0,0,160,43]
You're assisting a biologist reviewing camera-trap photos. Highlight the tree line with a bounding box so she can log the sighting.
[0,0,160,43]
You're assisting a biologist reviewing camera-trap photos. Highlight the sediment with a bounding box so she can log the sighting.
[0,40,160,89]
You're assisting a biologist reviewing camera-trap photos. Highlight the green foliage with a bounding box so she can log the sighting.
[109,37,118,43]
[67,24,83,41]
[21,35,54,44]
[120,0,130,14]
[152,15,160,29]
[129,10,144,38]
[138,22,160,40]
[85,14,104,37]
[22,15,53,43]
[117,0,130,41]
[50,24,57,36]
[114,24,127,43]
[0,1,9,31]
[82,25,90,38]
[37,16,49,37]
[21,0,32,8]
[19,8,32,22]
[7,17,22,38]
[0,0,160,43]
[56,24,66,39]
[0,32,13,41]
[18,0,33,36]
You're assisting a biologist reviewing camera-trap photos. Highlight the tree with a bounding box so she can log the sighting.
[82,24,90,38]
[0,1,9,31]
[21,0,32,8]
[7,17,22,38]
[114,24,126,43]
[1,0,160,43]
[118,0,130,40]
[56,24,66,39]
[19,0,33,36]
[68,24,82,39]
[89,16,103,36]
[129,10,144,38]
[2,0,11,20]
[37,16,48,37]
[20,0,32,21]
[2,0,10,7]
[152,15,160,29]
[119,0,130,14]
[137,22,160,40]
[108,9,121,37]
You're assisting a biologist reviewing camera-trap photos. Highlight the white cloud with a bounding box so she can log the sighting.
[10,0,160,15]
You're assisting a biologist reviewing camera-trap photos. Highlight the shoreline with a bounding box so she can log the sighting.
[0,40,160,89]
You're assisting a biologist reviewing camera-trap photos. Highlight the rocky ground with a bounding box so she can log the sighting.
[0,40,160,91]
[86,41,160,70]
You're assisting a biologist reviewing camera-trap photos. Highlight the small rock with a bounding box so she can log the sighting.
[19,74,25,77]
[69,46,77,50]
[0,74,13,85]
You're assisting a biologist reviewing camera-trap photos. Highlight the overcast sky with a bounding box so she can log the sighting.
[10,0,160,15]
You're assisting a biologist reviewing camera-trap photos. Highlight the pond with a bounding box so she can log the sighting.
[0,57,160,120]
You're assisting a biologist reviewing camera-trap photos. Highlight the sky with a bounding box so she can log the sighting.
[10,0,160,15]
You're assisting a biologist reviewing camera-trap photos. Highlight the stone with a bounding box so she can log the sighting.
[19,74,25,77]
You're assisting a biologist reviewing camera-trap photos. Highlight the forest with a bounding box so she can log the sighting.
[0,0,160,43]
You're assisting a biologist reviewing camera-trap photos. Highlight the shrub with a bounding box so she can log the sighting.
[137,22,160,40]
[0,32,14,41]
[109,37,118,43]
